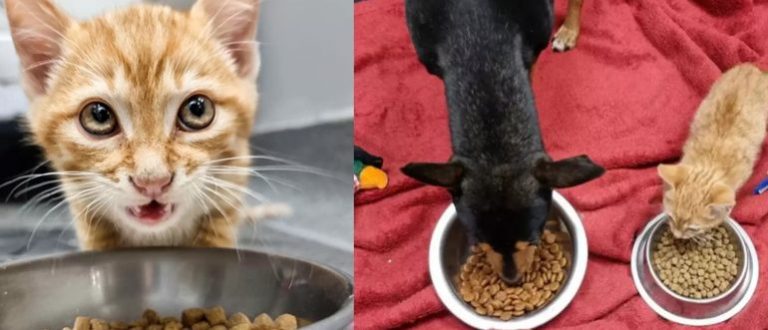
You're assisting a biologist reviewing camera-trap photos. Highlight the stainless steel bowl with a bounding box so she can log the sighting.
[631,214,759,326]
[0,248,353,329]
[428,192,588,329]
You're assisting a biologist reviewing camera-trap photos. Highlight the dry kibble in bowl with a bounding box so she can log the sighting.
[458,229,569,321]
[652,224,740,299]
[63,307,301,330]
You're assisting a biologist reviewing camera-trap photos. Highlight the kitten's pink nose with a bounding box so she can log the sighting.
[130,175,173,198]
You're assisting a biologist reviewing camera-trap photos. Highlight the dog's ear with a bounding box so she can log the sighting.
[401,162,464,188]
[533,155,604,188]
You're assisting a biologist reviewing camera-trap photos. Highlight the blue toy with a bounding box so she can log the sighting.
[753,177,768,195]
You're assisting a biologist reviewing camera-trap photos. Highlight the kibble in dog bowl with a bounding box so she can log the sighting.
[457,228,568,321]
[651,224,740,299]
[63,307,306,330]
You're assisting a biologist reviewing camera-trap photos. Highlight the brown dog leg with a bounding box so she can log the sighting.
[552,0,584,52]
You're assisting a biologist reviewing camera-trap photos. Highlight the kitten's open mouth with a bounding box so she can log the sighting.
[127,201,174,224]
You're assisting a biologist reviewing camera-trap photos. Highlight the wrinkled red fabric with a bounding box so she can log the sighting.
[354,0,768,328]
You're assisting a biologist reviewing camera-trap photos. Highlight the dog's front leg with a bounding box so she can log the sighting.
[552,0,583,52]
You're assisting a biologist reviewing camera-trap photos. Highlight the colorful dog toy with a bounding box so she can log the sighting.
[355,146,388,191]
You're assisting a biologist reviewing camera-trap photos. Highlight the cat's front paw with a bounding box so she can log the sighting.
[552,25,579,52]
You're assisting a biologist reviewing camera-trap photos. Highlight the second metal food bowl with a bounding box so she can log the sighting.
[428,191,588,329]
[0,248,353,329]
[631,214,758,326]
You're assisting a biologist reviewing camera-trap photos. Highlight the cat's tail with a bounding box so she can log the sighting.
[242,203,293,224]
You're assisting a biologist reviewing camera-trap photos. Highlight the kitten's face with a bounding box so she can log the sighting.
[658,164,735,239]
[7,0,261,242]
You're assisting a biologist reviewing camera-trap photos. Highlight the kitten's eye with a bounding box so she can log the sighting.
[79,102,118,136]
[178,95,215,131]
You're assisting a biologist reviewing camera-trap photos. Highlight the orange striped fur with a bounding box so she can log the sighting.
[6,0,263,249]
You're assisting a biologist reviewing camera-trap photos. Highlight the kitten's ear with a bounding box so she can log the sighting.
[533,155,605,188]
[708,182,735,218]
[192,0,260,78]
[5,0,72,97]
[401,162,464,188]
[657,164,689,189]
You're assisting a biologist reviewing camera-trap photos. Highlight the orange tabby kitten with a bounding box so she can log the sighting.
[6,0,275,249]
[658,64,768,239]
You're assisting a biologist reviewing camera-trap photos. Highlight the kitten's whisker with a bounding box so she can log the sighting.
[202,185,241,211]
[195,184,240,261]
[56,193,111,249]
[11,179,60,199]
[218,169,278,193]
[10,175,88,201]
[25,186,100,251]
[207,167,301,192]
[205,155,303,166]
[0,171,96,194]
[208,163,337,184]
[196,183,233,226]
[201,176,266,203]
[248,165,339,180]
[18,184,70,214]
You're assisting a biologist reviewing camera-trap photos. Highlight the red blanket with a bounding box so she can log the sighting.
[354,0,768,329]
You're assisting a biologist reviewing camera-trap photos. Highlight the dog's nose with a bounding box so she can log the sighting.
[130,174,173,198]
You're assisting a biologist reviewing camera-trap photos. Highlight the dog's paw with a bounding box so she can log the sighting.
[243,203,293,223]
[552,25,579,52]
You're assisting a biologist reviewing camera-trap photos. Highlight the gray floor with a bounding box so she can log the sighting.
[0,121,352,275]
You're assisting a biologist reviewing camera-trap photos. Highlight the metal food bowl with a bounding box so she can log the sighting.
[0,248,353,329]
[631,214,758,326]
[428,192,588,329]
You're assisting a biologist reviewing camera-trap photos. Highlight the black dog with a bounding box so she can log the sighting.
[402,0,603,284]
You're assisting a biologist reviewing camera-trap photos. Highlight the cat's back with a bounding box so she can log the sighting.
[682,64,768,177]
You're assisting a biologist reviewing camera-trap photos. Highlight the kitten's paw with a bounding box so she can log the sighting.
[552,25,579,52]
[243,203,293,223]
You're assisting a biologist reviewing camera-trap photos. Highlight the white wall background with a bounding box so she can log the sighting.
[0,0,352,133]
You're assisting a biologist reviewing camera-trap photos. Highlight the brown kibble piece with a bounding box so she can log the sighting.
[204,306,227,325]
[131,318,149,327]
[182,308,206,326]
[73,317,90,330]
[191,321,211,330]
[209,325,227,330]
[253,313,276,327]
[163,321,183,330]
[229,324,251,330]
[143,309,160,324]
[161,316,179,324]
[147,325,163,330]
[275,314,298,330]
[110,321,129,330]
[229,312,251,325]
[90,319,109,330]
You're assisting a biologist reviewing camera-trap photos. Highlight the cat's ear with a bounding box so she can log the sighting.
[533,155,605,188]
[5,0,73,97]
[192,0,260,78]
[708,182,735,218]
[401,162,464,188]
[657,164,689,189]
